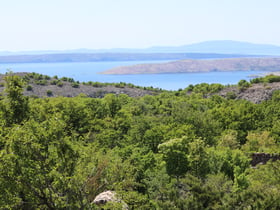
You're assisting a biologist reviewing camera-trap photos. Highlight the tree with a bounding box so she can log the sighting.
[0,117,87,209]
[242,131,279,153]
[218,129,240,149]
[158,137,189,179]
[1,72,29,125]
[187,138,209,178]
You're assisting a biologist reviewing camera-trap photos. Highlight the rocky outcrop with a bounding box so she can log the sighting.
[251,153,280,166]
[218,82,280,103]
[93,191,128,209]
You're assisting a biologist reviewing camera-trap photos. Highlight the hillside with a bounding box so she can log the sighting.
[2,72,280,104]
[101,57,280,74]
[0,71,279,209]
[0,72,158,98]
[217,82,280,103]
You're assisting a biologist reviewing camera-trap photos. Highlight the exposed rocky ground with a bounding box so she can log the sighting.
[217,82,280,103]
[1,72,280,103]
[0,72,158,98]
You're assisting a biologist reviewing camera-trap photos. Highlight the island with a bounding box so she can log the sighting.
[100,57,280,74]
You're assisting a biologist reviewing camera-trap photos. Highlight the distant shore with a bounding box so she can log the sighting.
[101,57,280,75]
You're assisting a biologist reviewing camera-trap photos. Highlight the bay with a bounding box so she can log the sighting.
[0,61,266,90]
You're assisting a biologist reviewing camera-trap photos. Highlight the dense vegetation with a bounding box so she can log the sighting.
[0,73,279,209]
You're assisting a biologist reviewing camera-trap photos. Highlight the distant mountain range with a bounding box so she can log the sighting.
[1,40,280,56]
[146,40,280,55]
[0,41,280,64]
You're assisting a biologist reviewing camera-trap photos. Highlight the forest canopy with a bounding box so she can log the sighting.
[0,72,279,209]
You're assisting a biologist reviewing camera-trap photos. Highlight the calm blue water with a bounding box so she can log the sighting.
[0,61,265,90]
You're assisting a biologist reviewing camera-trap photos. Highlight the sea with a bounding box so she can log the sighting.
[0,60,266,90]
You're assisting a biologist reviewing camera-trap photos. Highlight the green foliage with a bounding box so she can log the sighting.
[46,89,53,96]
[0,118,84,209]
[187,138,209,178]
[186,83,224,95]
[61,76,69,81]
[251,74,280,84]
[238,79,251,91]
[57,81,63,87]
[50,80,58,85]
[35,79,48,85]
[1,73,29,125]
[226,91,237,99]
[71,82,80,88]
[159,137,190,178]
[0,73,279,209]
[26,85,33,91]
[218,129,240,149]
[242,131,280,153]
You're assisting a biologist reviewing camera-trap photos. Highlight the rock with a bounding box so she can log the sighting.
[93,191,128,209]
[251,153,280,166]
[217,82,280,103]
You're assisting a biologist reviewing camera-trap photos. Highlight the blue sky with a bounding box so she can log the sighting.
[1,0,280,51]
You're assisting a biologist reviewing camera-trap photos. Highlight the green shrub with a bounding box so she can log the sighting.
[44,75,51,80]
[226,91,237,99]
[50,80,58,85]
[251,74,280,84]
[26,85,33,91]
[57,81,63,87]
[46,90,53,96]
[71,82,79,88]
[68,78,75,83]
[238,79,250,91]
[35,80,48,86]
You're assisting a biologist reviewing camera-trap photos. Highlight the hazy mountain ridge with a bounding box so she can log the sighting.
[148,40,280,55]
[1,40,280,56]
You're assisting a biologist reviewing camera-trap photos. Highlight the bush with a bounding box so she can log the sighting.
[92,82,103,87]
[226,91,237,100]
[44,75,51,80]
[250,77,262,84]
[61,77,68,82]
[71,82,79,88]
[46,90,53,96]
[68,78,75,83]
[50,80,58,85]
[26,85,33,91]
[264,74,280,83]
[35,80,48,86]
[57,81,63,87]
[251,74,280,84]
[238,80,250,91]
